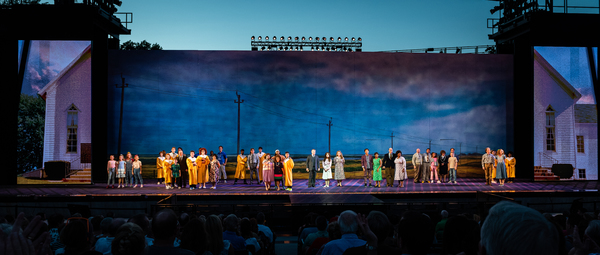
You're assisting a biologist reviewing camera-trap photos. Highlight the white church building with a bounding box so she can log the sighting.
[533,49,598,180]
[38,45,92,181]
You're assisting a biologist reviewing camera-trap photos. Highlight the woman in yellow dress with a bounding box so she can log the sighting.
[234,149,248,184]
[506,151,516,183]
[162,153,174,189]
[187,150,198,190]
[283,151,295,191]
[156,151,165,185]
[196,148,210,189]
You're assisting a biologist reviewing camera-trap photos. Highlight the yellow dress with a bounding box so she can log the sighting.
[506,157,516,178]
[235,155,248,179]
[156,157,165,179]
[196,155,210,183]
[259,154,267,181]
[284,157,295,187]
[162,159,173,184]
[187,157,198,186]
[492,157,497,179]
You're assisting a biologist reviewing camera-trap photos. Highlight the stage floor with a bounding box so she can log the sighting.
[2,178,599,198]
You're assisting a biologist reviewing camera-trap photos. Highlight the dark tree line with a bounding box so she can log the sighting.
[120,40,163,50]
[17,93,45,173]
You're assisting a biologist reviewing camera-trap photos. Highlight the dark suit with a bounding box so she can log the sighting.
[382,153,395,186]
[306,155,319,187]
[176,154,188,188]
[438,154,449,175]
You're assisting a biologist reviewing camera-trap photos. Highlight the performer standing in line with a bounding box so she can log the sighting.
[438,150,448,183]
[334,151,346,187]
[234,149,248,185]
[124,152,133,188]
[162,153,174,189]
[156,151,165,185]
[168,147,177,161]
[423,148,432,183]
[382,148,395,187]
[448,152,458,184]
[321,152,333,188]
[171,156,181,189]
[256,147,265,184]
[412,148,423,183]
[394,150,407,188]
[132,154,143,188]
[283,152,295,191]
[248,148,259,185]
[482,147,495,186]
[197,148,210,189]
[177,148,188,189]
[495,149,507,186]
[262,154,273,191]
[506,151,516,183]
[491,150,498,184]
[106,155,116,189]
[217,146,228,183]
[306,149,319,188]
[373,152,383,188]
[187,150,198,190]
[361,148,373,187]
[117,154,126,188]
[430,152,439,183]
[273,155,284,191]
[209,154,221,189]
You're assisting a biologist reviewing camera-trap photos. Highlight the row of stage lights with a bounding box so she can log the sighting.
[256,46,357,52]
[251,36,362,42]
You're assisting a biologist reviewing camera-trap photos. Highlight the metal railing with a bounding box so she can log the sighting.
[383,45,496,54]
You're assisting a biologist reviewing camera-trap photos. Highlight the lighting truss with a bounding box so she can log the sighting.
[250,36,362,52]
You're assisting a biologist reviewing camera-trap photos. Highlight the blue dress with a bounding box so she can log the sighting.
[495,155,507,179]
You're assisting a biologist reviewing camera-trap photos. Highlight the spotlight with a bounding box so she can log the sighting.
[344,37,348,41]
[258,36,262,40]
[311,46,314,51]
[322,37,326,41]
[308,36,313,41]
[295,36,299,41]
[261,46,265,51]
[265,36,269,40]
[251,36,255,41]
[279,46,283,50]
[316,37,320,41]
[358,37,362,41]
[351,37,355,41]
[285,46,288,51]
[287,36,292,41]
[280,36,284,41]
[273,36,276,40]
[301,36,306,41]
[330,37,334,41]
[337,37,341,41]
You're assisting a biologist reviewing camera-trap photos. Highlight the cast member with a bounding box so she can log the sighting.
[495,149,507,186]
[306,149,320,188]
[412,148,423,183]
[423,148,432,183]
[438,150,448,183]
[284,152,295,191]
[382,148,395,187]
[106,155,116,189]
[273,155,284,191]
[187,150,198,190]
[373,152,383,188]
[117,154,126,188]
[177,149,188,189]
[361,148,373,187]
[209,154,221,189]
[196,148,210,189]
[234,149,248,184]
[491,150,498,184]
[171,156,181,189]
[506,152,516,183]
[162,154,174,189]
[394,150,407,188]
[217,146,228,183]
[262,154,273,190]
[248,148,259,185]
[125,152,133,187]
[448,152,458,184]
[334,151,345,187]
[481,147,494,186]
[321,152,332,187]
[256,147,265,183]
[132,154,143,188]
[156,151,165,184]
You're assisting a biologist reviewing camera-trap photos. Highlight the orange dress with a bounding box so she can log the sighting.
[156,157,165,179]
[187,156,198,186]
[196,155,210,183]
[162,159,173,184]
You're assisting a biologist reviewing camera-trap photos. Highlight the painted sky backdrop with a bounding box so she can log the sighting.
[107,51,513,155]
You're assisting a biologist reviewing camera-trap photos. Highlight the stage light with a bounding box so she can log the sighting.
[301,36,306,41]
[258,36,262,40]
[251,36,255,41]
[358,37,362,41]
[308,36,312,41]
[273,36,276,40]
[330,37,334,41]
[322,37,326,41]
[337,37,341,41]
[285,46,289,51]
[279,46,283,50]
[261,46,265,51]
[351,37,355,41]
[287,36,292,41]
[344,37,348,41]
[295,36,299,41]
[316,37,320,41]
[265,36,269,40]
[280,36,284,41]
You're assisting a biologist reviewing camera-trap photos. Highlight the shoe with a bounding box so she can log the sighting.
[437,180,441,183]
[112,185,115,189]
[178,187,181,189]
[141,185,144,188]
[157,182,160,185]
[118,185,121,188]
[224,180,227,183]
[133,185,137,188]
[491,180,496,184]
[421,181,424,183]
[106,186,109,189]
[453,181,457,184]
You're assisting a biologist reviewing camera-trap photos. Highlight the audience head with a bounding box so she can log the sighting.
[397,211,434,255]
[111,223,146,255]
[327,221,342,241]
[109,218,127,237]
[480,201,558,255]
[179,218,208,255]
[205,215,225,255]
[60,219,93,253]
[441,210,449,219]
[367,211,392,245]
[586,220,600,246]
[100,217,113,235]
[443,215,480,255]
[151,209,178,242]
[338,210,358,235]
[223,214,240,232]
[315,215,328,231]
[256,212,266,225]
[128,213,150,233]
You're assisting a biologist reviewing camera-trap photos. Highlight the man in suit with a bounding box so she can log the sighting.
[306,149,319,187]
[177,148,188,189]
[412,148,423,183]
[382,148,396,187]
[361,148,373,187]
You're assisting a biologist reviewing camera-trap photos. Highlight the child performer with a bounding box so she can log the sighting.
[132,155,143,188]
[262,154,273,191]
[283,152,295,191]
[196,148,210,189]
[117,154,126,188]
[321,152,333,188]
[394,150,407,188]
[448,152,458,184]
[234,149,248,185]
[125,152,133,188]
[506,152,516,183]
[163,154,174,189]
[430,152,439,183]
[106,155,116,189]
[187,150,198,190]
[273,156,284,191]
[156,151,165,185]
[372,152,383,188]
[172,157,181,189]
[209,154,221,189]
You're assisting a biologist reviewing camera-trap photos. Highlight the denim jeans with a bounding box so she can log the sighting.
[108,168,116,185]
[449,168,457,182]
[133,168,143,185]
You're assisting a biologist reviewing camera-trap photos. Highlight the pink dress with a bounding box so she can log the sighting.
[430,157,438,181]
[262,160,274,183]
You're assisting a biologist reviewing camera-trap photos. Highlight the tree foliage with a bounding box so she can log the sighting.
[17,93,45,173]
[120,40,163,50]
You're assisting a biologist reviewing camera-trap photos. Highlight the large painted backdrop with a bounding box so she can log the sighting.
[107,51,513,157]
